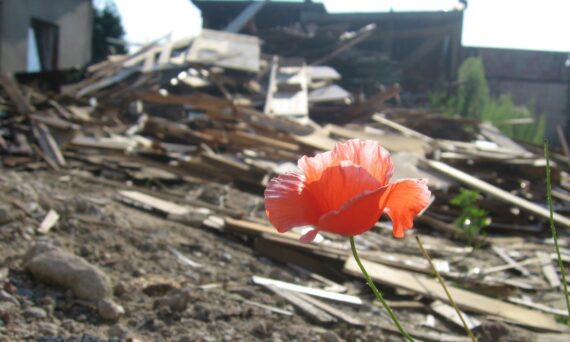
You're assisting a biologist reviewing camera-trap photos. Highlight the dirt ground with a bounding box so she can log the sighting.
[0,169,407,342]
[1,168,568,342]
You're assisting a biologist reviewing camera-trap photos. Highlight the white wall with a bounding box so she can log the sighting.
[0,0,92,73]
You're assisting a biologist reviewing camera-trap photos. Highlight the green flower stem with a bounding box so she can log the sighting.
[349,237,415,342]
[416,235,477,342]
[544,140,570,322]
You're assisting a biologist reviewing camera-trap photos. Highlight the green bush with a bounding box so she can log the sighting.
[431,57,544,144]
[450,189,490,245]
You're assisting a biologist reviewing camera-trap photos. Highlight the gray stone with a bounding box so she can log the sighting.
[107,323,129,339]
[320,331,346,342]
[0,204,11,223]
[476,321,534,342]
[37,322,59,336]
[0,290,20,306]
[154,287,192,312]
[24,306,48,319]
[97,298,125,321]
[25,239,112,302]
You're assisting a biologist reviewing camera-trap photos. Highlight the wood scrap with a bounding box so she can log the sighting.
[491,246,531,276]
[37,210,60,234]
[426,159,570,228]
[252,276,362,305]
[429,300,480,330]
[344,256,562,331]
[536,251,561,288]
[263,284,337,324]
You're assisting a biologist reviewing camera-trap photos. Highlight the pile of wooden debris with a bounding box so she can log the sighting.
[1,28,570,341]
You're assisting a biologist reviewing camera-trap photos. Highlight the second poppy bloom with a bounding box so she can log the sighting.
[264,139,430,243]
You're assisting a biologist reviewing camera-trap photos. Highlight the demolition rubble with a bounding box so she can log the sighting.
[1,28,570,341]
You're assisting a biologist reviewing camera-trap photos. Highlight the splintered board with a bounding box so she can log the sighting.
[344,256,562,332]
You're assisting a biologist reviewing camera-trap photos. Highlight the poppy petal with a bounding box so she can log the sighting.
[318,186,387,236]
[382,179,431,238]
[264,172,320,233]
[299,228,319,244]
[333,139,394,186]
[306,161,381,214]
[297,150,337,184]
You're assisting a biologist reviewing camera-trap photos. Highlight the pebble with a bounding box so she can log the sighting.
[0,204,11,222]
[108,323,129,339]
[231,287,256,299]
[154,287,192,312]
[24,306,48,319]
[97,298,125,321]
[320,331,346,342]
[37,322,59,336]
[0,290,20,306]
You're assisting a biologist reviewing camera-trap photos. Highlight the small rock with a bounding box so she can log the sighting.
[154,287,192,312]
[132,268,146,277]
[0,204,11,223]
[320,331,346,342]
[0,290,20,306]
[108,323,129,339]
[231,287,256,299]
[476,321,534,342]
[221,252,232,262]
[113,282,127,297]
[24,306,48,319]
[25,239,113,302]
[251,321,268,337]
[37,322,59,336]
[98,298,125,321]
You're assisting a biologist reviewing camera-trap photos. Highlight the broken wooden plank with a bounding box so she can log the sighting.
[118,190,190,216]
[0,74,34,114]
[32,122,66,168]
[426,159,570,228]
[480,257,540,275]
[344,256,561,331]
[327,124,427,154]
[187,29,260,73]
[372,113,433,142]
[228,131,299,152]
[263,284,336,324]
[264,57,309,117]
[231,296,293,316]
[37,210,60,234]
[292,292,364,326]
[252,276,362,305]
[30,113,80,130]
[508,297,568,316]
[350,85,400,117]
[492,246,531,276]
[537,251,561,288]
[430,300,480,330]
[224,217,301,240]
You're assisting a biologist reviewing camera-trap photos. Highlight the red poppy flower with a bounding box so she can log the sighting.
[264,139,431,243]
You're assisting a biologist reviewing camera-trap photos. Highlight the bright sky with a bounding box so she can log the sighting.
[103,0,570,53]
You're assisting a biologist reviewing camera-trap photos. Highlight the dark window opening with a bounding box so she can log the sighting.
[29,18,59,71]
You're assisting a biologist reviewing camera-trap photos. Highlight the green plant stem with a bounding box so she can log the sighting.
[416,236,477,342]
[544,140,570,322]
[349,237,415,342]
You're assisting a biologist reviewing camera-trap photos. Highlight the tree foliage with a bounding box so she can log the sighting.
[92,1,127,63]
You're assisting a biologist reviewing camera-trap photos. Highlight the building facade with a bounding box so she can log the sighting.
[0,0,93,73]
